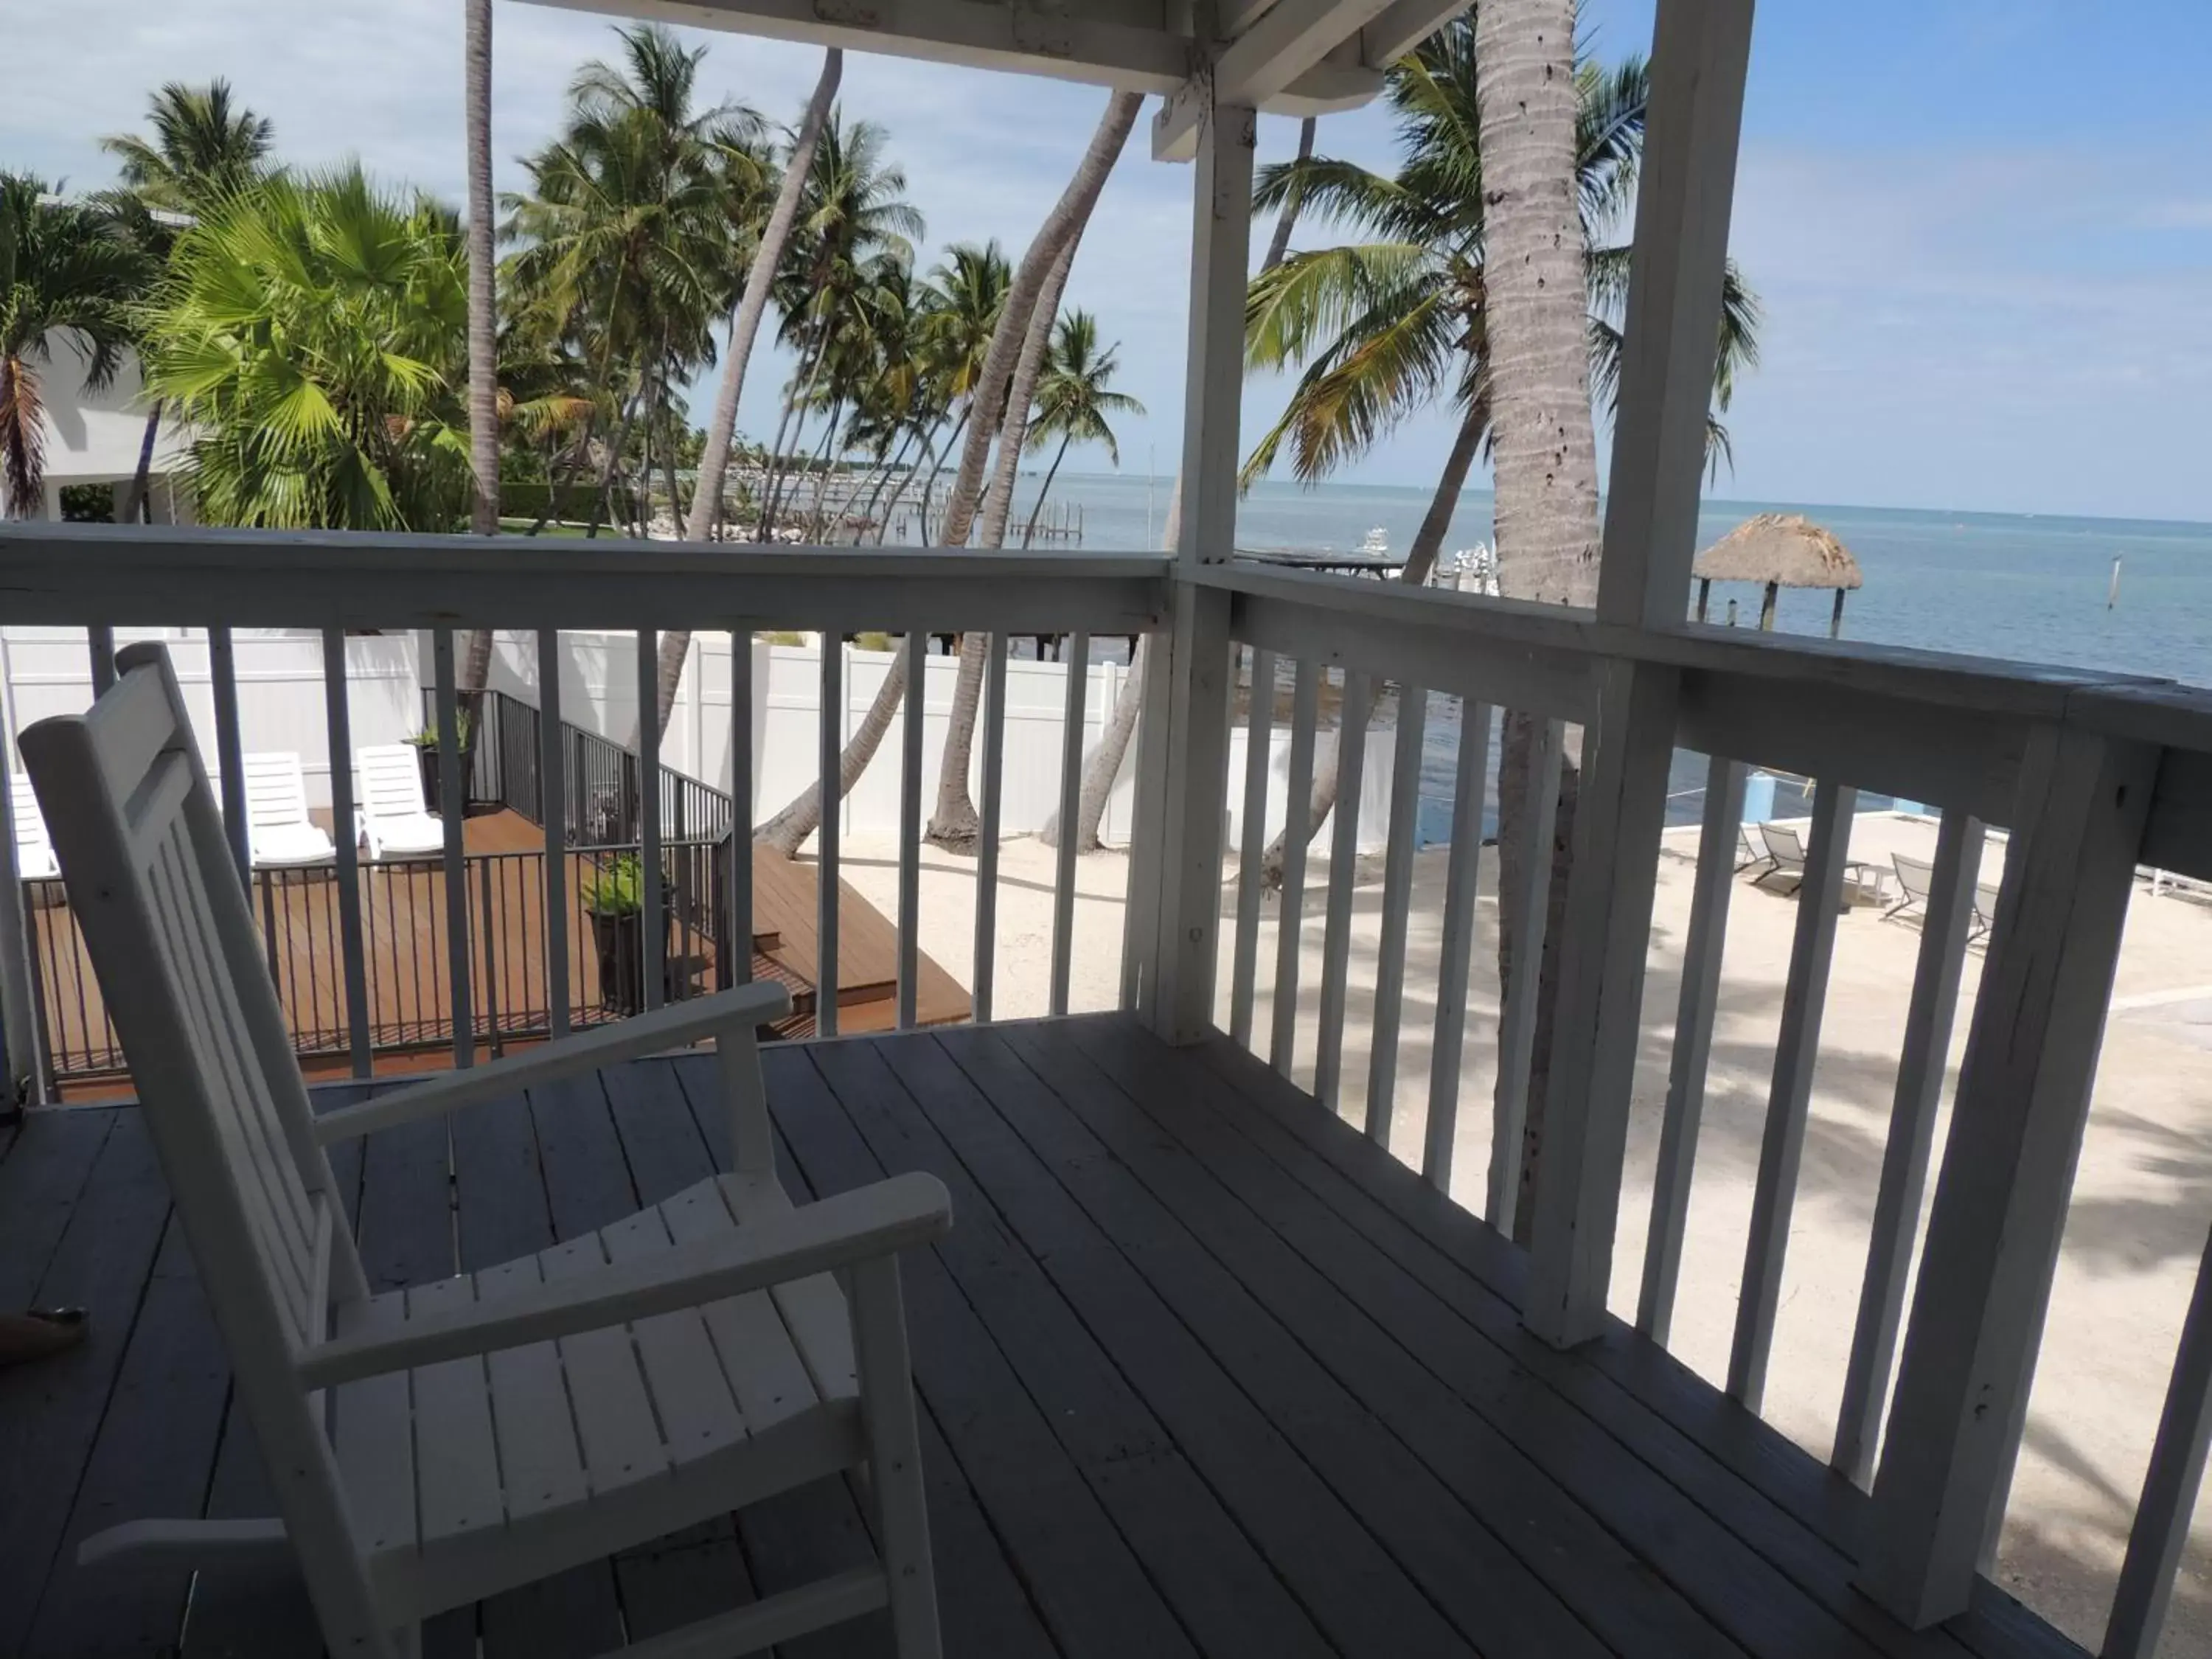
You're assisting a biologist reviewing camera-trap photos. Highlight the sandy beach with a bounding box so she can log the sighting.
[835,812,2212,1652]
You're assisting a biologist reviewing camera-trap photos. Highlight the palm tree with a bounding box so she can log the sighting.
[462,0,500,702]
[100,80,274,215]
[757,90,1141,859]
[664,49,841,726]
[142,167,472,530]
[0,178,148,519]
[1020,310,1141,547]
[1240,28,1756,881]
[100,80,278,523]
[756,111,922,537]
[905,239,1009,538]
[922,91,1141,852]
[502,24,763,538]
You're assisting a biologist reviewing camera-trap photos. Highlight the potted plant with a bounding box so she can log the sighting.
[583,853,669,1016]
[406,708,476,815]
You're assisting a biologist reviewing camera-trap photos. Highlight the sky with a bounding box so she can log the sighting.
[4,0,2210,522]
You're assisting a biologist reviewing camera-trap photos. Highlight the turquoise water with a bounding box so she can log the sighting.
[984,472,2212,840]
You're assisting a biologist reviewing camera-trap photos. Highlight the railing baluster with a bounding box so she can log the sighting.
[208,625,251,889]
[636,628,665,1012]
[1730,779,1857,1411]
[432,630,473,1068]
[88,627,116,696]
[817,632,841,1037]
[1366,684,1427,1147]
[2105,1222,2212,1659]
[320,627,372,1079]
[1050,632,1090,1018]
[973,633,1009,1023]
[1269,658,1320,1076]
[897,630,925,1029]
[1229,646,1276,1046]
[726,629,753,990]
[1313,671,1371,1113]
[1489,715,1562,1234]
[537,629,571,1035]
[1424,700,1492,1192]
[1832,808,1983,1484]
[1638,753,1747,1343]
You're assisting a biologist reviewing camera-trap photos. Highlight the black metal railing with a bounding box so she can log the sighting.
[32,684,743,1085]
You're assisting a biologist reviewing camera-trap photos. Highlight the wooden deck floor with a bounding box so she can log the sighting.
[0,1016,2082,1659]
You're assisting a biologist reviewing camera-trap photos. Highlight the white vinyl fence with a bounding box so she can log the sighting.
[1,627,1398,853]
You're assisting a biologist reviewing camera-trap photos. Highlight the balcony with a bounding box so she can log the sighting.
[0,523,2207,1658]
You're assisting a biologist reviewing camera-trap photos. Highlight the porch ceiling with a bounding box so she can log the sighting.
[524,0,1467,137]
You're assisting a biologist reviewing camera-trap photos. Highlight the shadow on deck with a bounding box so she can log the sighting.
[0,1015,2081,1658]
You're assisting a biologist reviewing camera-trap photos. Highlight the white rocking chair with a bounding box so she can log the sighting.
[21,644,950,1659]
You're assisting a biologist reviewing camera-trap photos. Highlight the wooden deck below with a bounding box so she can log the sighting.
[0,1016,2081,1658]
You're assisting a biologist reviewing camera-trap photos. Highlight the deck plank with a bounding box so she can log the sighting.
[1183,1027,2086,1659]
[448,1081,627,1659]
[758,1046,1200,1659]
[1055,1017,1891,1659]
[0,1105,116,1308]
[664,1056,1060,1659]
[0,1110,171,1657]
[807,1035,1353,1659]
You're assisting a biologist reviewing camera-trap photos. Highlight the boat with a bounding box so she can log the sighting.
[1357,525,1390,557]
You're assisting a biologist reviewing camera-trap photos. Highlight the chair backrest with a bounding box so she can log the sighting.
[241,751,314,832]
[355,743,428,821]
[1893,853,1934,902]
[1761,821,1806,866]
[12,779,52,858]
[18,646,377,1604]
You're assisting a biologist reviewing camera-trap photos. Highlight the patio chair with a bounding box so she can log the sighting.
[355,742,444,860]
[1735,824,1768,875]
[1972,879,2001,943]
[11,777,58,880]
[241,751,336,868]
[1754,821,1808,894]
[21,644,951,1659]
[1887,852,1934,923]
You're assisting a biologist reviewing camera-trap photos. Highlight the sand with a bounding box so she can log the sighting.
[834,814,2212,1653]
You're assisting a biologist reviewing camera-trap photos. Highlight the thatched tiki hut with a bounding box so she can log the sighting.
[1693,512,1864,636]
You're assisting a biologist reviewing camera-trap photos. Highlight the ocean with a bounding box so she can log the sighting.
[984,471,2212,841]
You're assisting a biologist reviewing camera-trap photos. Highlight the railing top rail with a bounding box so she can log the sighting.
[0,525,1173,634]
[1204,558,2204,733]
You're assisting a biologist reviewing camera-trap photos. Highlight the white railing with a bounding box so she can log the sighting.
[1206,555,2212,1654]
[10,521,2212,1652]
[0,524,1170,1072]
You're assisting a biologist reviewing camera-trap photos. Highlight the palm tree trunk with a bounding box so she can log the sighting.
[755,642,911,855]
[1020,433,1074,549]
[755,90,1142,859]
[1064,127,1314,855]
[928,231,1087,849]
[684,46,839,546]
[763,330,831,537]
[1475,0,1604,1241]
[465,0,501,737]
[584,383,643,539]
[1257,395,1487,879]
[121,402,162,524]
[1261,115,1317,271]
[914,408,964,542]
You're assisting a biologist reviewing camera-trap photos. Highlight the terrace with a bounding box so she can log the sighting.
[4,1,2212,1658]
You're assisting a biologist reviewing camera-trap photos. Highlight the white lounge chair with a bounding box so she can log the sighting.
[12,777,58,880]
[21,644,950,1659]
[355,743,444,860]
[241,751,336,868]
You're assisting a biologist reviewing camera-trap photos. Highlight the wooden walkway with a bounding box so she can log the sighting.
[32,812,965,1091]
[0,1016,2082,1658]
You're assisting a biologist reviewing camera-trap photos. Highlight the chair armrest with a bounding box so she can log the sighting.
[299,1171,950,1390]
[313,981,791,1144]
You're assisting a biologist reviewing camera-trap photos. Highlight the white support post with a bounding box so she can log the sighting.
[1860,725,2157,1627]
[1520,0,1756,1349]
[897,630,925,1029]
[1144,96,1254,1044]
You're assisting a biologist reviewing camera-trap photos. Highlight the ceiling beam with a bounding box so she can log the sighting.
[1356,0,1468,68]
[1152,0,1397,160]
[529,0,1377,112]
